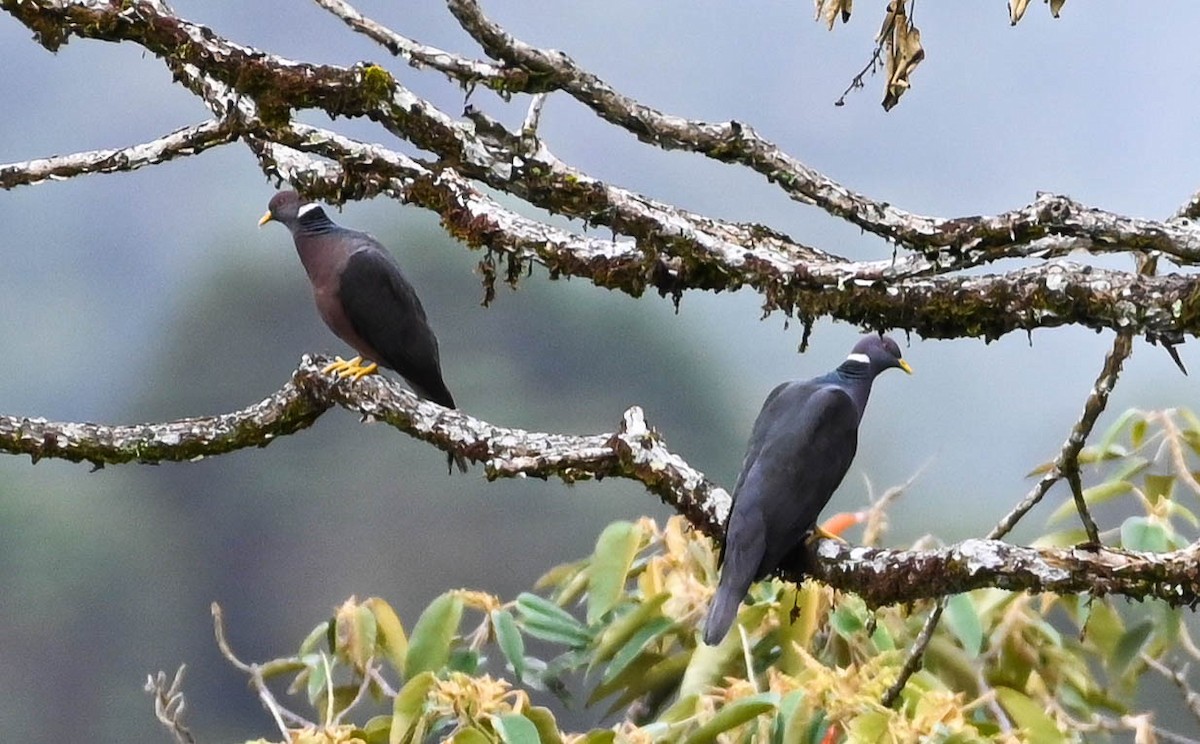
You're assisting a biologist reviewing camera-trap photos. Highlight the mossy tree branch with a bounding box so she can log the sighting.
[2,355,1199,610]
[5,0,1200,342]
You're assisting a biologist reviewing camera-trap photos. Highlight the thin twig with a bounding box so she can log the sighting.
[310,0,510,85]
[834,39,886,107]
[1142,654,1200,725]
[143,666,196,744]
[881,601,944,707]
[989,332,1132,541]
[882,331,1133,705]
[211,603,312,737]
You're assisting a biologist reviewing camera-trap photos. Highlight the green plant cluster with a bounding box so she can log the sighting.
[231,404,1200,744]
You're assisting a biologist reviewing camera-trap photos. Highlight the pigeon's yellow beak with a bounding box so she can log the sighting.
[899,359,914,375]
[258,210,273,227]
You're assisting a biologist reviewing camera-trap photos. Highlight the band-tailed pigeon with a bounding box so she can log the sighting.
[703,334,911,645]
[259,191,467,473]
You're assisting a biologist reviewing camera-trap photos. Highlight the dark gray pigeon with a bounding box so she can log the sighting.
[703,334,911,645]
[260,190,467,473]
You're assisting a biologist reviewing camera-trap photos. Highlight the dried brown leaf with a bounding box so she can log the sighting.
[880,1,925,111]
[1009,0,1032,24]
[815,0,853,29]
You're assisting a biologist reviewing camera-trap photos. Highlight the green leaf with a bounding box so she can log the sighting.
[587,521,643,624]
[1143,474,1176,503]
[683,692,779,744]
[404,591,464,678]
[944,594,984,658]
[260,659,307,681]
[588,653,662,707]
[574,731,616,744]
[336,602,378,671]
[305,654,330,708]
[516,593,592,647]
[1130,417,1148,449]
[366,597,408,675]
[494,714,541,744]
[846,710,889,742]
[659,693,699,725]
[524,707,565,744]
[298,620,331,656]
[600,653,689,717]
[678,604,769,698]
[1111,620,1154,678]
[995,687,1067,744]
[1120,516,1171,552]
[602,617,674,683]
[829,600,866,639]
[1163,499,1200,529]
[1082,599,1124,657]
[1047,480,1133,525]
[491,609,526,681]
[359,715,393,744]
[775,689,810,744]
[390,671,436,744]
[591,592,670,666]
[870,620,895,652]
[447,648,480,675]
[1096,409,1141,457]
[450,728,491,744]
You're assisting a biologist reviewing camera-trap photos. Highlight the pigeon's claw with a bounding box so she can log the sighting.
[321,355,378,380]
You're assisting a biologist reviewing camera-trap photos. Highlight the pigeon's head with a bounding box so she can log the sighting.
[848,334,913,377]
[259,190,324,230]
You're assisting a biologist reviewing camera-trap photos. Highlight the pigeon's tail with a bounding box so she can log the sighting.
[702,591,739,646]
[703,564,757,646]
[447,451,469,474]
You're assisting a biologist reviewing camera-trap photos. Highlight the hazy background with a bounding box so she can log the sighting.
[2,2,1199,741]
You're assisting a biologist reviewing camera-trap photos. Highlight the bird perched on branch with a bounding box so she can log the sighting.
[703,334,911,645]
[259,190,467,473]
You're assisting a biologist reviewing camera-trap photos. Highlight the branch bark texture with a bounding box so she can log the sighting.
[3,357,1199,610]
[5,0,1200,340]
[3,0,1200,656]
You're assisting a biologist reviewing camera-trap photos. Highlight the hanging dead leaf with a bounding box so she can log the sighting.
[1049,0,1067,18]
[815,0,853,30]
[879,1,925,111]
[1009,0,1032,24]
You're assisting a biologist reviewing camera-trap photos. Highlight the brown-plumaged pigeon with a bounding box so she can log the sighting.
[260,190,467,473]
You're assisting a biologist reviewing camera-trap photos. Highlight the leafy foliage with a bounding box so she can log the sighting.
[224,410,1200,743]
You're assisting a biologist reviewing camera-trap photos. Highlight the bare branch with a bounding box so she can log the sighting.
[881,601,945,707]
[1142,654,1200,727]
[7,0,1200,341]
[143,666,196,744]
[3,356,1199,607]
[211,603,311,736]
[0,119,238,190]
[989,331,1134,541]
[445,0,1200,261]
[311,0,517,89]
[810,537,1200,608]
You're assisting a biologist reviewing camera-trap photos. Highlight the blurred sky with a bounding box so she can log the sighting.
[2,1,1200,741]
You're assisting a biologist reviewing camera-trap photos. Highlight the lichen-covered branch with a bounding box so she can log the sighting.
[0,119,238,190]
[810,537,1200,609]
[0,355,728,533]
[444,0,1200,262]
[3,356,1199,607]
[5,0,1200,343]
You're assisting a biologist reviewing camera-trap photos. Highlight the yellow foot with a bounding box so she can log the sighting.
[809,524,848,544]
[321,356,379,381]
